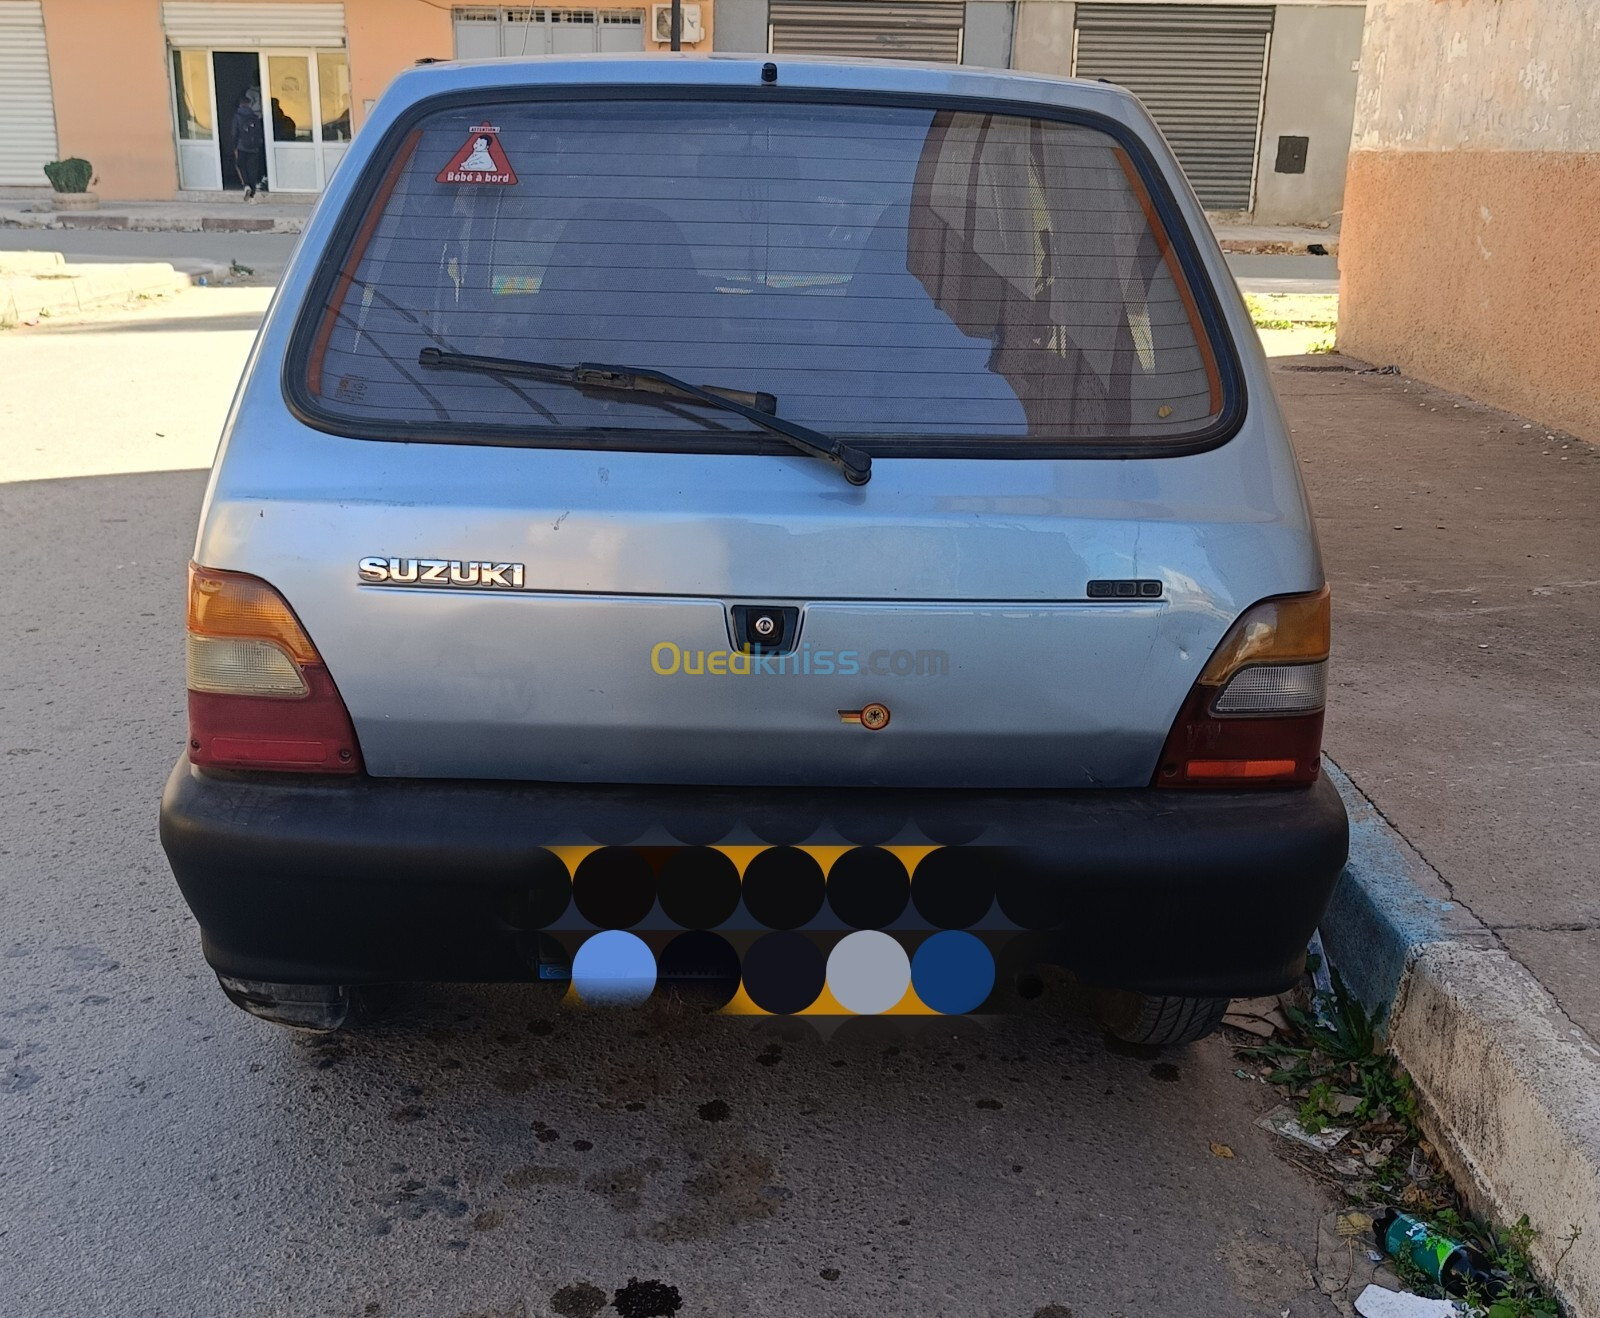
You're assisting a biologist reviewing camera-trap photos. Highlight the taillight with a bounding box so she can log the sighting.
[185,564,362,774]
[1155,586,1329,788]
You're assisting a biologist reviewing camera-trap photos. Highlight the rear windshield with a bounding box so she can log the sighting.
[295,95,1231,449]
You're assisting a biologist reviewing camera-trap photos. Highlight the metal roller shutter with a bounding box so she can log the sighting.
[1072,3,1272,212]
[0,1,59,186]
[769,0,965,63]
[161,2,347,47]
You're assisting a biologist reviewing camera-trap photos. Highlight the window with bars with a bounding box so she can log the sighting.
[452,6,644,56]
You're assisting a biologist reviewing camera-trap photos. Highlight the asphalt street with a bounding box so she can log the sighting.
[0,228,301,282]
[0,281,1345,1318]
[0,228,1339,295]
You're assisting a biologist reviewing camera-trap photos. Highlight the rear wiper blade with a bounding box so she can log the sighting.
[418,347,871,486]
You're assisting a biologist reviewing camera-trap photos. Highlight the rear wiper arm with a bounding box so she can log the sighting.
[418,347,871,486]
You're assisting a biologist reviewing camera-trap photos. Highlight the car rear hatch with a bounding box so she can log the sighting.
[200,69,1322,790]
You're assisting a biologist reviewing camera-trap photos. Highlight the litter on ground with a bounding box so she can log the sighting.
[1258,1103,1350,1152]
[1351,1283,1459,1317]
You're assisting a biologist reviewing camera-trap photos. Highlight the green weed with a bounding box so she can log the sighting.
[1247,968,1417,1134]
[1240,971,1570,1316]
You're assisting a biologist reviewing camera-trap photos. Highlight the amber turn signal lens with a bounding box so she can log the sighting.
[187,563,322,665]
[1198,586,1330,686]
[184,563,362,773]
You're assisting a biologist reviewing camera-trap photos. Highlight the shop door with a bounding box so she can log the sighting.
[171,46,351,192]
[767,0,966,61]
[163,2,350,192]
[1071,3,1274,212]
[0,0,60,187]
[171,48,221,190]
[264,51,318,191]
[211,50,258,190]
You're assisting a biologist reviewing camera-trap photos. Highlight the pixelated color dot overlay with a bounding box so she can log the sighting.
[541,843,1011,1016]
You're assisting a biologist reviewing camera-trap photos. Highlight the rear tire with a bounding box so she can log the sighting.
[217,975,357,1032]
[1092,989,1229,1047]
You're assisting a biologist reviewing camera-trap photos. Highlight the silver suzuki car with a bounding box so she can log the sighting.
[160,54,1347,1043]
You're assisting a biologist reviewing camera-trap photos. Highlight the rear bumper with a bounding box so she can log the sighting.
[159,757,1348,1000]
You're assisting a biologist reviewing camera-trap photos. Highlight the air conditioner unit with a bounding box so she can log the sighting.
[651,2,703,43]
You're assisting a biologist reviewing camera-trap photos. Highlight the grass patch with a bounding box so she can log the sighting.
[1245,292,1338,333]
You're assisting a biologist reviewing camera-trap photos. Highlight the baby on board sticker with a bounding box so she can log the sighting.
[437,124,519,186]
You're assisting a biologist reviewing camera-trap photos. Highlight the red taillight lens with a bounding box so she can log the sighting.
[1155,587,1330,788]
[185,564,362,774]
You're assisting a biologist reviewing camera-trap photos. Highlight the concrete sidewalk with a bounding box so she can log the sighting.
[0,250,229,326]
[3,196,1338,252]
[1213,219,1338,255]
[1275,355,1600,1316]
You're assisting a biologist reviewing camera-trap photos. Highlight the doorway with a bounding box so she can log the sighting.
[169,45,353,193]
[211,51,258,191]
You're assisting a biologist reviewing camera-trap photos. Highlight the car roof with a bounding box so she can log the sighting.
[378,52,1152,131]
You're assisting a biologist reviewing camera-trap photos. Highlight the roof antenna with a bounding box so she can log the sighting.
[761,61,778,84]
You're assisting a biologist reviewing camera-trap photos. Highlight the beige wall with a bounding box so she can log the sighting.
[1339,0,1600,442]
[347,0,453,126]
[41,0,177,199]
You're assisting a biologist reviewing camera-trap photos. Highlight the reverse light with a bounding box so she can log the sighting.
[185,564,362,773]
[1156,587,1330,788]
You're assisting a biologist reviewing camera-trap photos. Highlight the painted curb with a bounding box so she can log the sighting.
[1321,760,1600,1318]
[1,211,306,234]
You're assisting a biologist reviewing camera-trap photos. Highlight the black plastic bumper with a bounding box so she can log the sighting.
[159,758,1348,999]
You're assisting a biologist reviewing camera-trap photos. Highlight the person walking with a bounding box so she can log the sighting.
[232,88,267,199]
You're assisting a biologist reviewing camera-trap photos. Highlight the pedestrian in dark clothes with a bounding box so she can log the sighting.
[232,88,267,198]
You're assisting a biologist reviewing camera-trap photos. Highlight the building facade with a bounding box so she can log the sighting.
[2,0,1359,222]
[1338,0,1599,442]
[0,0,715,200]
[720,0,1366,221]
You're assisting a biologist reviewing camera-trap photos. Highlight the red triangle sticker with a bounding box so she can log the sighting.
[436,124,518,186]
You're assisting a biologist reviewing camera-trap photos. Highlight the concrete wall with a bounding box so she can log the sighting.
[1252,3,1362,224]
[711,0,767,51]
[1339,0,1600,442]
[1010,0,1073,78]
[962,0,1014,67]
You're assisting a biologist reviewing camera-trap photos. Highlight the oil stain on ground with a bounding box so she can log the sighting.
[584,1156,663,1213]
[644,1149,778,1244]
[613,1277,683,1318]
[503,1165,578,1189]
[548,1281,607,1318]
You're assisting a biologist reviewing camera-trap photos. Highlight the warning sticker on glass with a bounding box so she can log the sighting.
[436,125,518,186]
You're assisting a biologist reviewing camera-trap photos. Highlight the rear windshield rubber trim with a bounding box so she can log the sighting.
[281,84,1247,463]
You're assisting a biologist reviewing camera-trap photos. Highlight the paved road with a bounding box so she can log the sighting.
[1227,254,1339,296]
[0,228,301,281]
[0,228,1338,296]
[0,288,1344,1318]
[1278,359,1600,1041]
